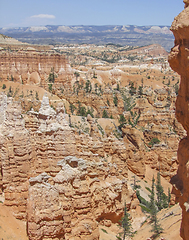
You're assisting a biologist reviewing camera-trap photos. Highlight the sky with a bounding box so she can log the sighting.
[0,0,184,28]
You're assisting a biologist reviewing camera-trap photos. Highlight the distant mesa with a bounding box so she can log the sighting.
[0,25,174,51]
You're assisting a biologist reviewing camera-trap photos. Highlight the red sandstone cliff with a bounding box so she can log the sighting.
[0,93,138,239]
[169,1,189,239]
[0,49,73,90]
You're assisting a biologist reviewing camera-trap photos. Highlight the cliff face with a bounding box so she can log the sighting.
[0,49,73,89]
[168,1,189,239]
[0,92,134,239]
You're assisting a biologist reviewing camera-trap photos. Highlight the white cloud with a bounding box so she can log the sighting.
[30,14,55,19]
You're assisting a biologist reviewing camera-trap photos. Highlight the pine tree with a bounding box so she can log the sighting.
[69,103,76,115]
[138,85,143,96]
[118,114,127,130]
[102,110,109,118]
[117,202,133,240]
[85,80,92,93]
[168,188,171,205]
[113,95,118,106]
[149,176,155,219]
[156,172,168,210]
[149,175,163,239]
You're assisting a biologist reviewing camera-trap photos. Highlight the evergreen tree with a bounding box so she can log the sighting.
[138,85,143,96]
[132,175,141,190]
[129,81,136,96]
[102,109,109,118]
[98,85,103,95]
[86,107,94,118]
[85,80,92,93]
[95,83,98,94]
[113,95,118,106]
[168,188,171,205]
[117,202,133,240]
[128,110,140,128]
[156,172,169,210]
[69,103,76,115]
[149,176,155,218]
[118,114,126,130]
[48,68,56,83]
[77,101,86,117]
[149,176,163,239]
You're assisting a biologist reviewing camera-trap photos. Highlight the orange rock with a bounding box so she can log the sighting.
[169,2,189,239]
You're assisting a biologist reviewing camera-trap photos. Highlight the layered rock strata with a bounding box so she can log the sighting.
[0,49,73,89]
[0,92,132,239]
[27,157,126,240]
[168,1,189,239]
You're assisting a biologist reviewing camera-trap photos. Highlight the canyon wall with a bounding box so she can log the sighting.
[0,49,73,89]
[168,1,189,239]
[0,92,135,239]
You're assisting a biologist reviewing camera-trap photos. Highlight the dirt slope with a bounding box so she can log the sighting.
[0,203,28,240]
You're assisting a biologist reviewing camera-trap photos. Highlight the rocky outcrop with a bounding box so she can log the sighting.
[0,92,133,239]
[168,1,189,239]
[27,157,126,240]
[0,94,32,219]
[0,49,73,89]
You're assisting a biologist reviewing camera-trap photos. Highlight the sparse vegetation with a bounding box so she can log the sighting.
[122,96,136,112]
[97,123,104,135]
[101,228,108,234]
[129,81,136,96]
[128,110,141,128]
[102,109,109,118]
[135,173,172,238]
[149,176,163,239]
[77,101,87,117]
[113,95,118,106]
[118,114,127,130]
[35,91,39,100]
[74,71,80,79]
[7,86,13,97]
[48,68,56,83]
[69,103,76,114]
[149,138,160,147]
[117,202,133,240]
[48,83,53,92]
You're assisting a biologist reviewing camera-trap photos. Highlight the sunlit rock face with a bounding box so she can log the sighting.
[0,49,73,90]
[168,1,189,239]
[0,93,133,239]
[0,93,77,219]
[27,157,127,240]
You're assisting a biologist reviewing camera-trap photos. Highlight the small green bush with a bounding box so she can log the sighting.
[149,138,160,147]
[48,84,53,92]
[101,228,108,234]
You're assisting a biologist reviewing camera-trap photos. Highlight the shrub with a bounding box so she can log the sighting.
[2,84,6,89]
[149,138,160,147]
[113,95,118,106]
[102,110,109,118]
[48,84,53,92]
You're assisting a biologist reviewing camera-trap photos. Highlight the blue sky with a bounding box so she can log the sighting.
[0,0,184,28]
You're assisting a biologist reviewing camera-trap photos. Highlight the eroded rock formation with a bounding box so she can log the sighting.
[168,1,189,239]
[0,49,73,89]
[27,157,126,240]
[0,92,135,239]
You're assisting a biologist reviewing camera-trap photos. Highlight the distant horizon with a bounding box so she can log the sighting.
[0,24,172,30]
[0,0,184,29]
